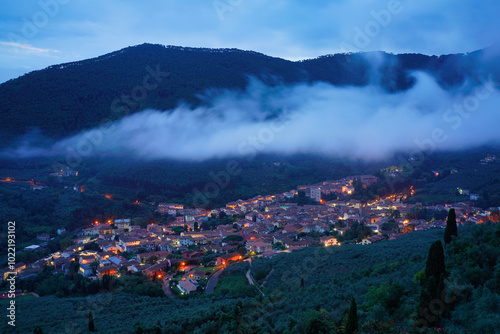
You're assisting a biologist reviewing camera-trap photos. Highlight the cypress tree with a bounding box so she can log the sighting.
[89,311,95,332]
[444,208,458,244]
[418,240,446,327]
[345,297,358,334]
[424,240,445,281]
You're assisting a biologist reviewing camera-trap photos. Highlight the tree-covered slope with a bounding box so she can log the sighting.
[6,223,500,333]
[0,43,493,145]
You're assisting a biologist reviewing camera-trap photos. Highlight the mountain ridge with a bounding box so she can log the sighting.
[0,43,495,146]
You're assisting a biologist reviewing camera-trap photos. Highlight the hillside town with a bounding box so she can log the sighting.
[3,173,499,296]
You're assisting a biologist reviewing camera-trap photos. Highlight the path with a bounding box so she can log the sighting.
[260,268,274,287]
[162,280,175,298]
[204,268,224,294]
[245,268,256,285]
[246,267,265,297]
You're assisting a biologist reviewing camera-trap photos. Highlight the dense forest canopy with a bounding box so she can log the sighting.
[0,43,493,146]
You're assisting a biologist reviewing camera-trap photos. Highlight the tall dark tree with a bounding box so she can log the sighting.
[194,221,199,232]
[444,208,458,244]
[345,297,358,334]
[418,240,446,327]
[89,311,95,332]
[424,240,445,280]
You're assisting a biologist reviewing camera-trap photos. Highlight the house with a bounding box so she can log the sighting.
[182,250,205,260]
[245,213,259,222]
[361,235,387,245]
[178,236,194,246]
[96,265,118,278]
[137,251,171,263]
[74,236,91,244]
[99,225,113,235]
[337,226,350,236]
[31,184,46,191]
[414,224,430,231]
[79,263,94,277]
[83,227,100,236]
[389,233,406,240]
[24,245,40,252]
[130,264,149,274]
[53,257,72,273]
[236,219,253,229]
[158,203,184,214]
[319,236,339,247]
[200,245,223,253]
[114,219,131,230]
[287,239,314,248]
[57,228,66,235]
[189,270,207,281]
[79,255,96,265]
[261,251,279,258]
[178,280,197,294]
[283,223,303,234]
[297,185,321,202]
[431,220,446,228]
[102,243,117,253]
[37,233,51,242]
[246,240,273,253]
[126,260,141,272]
[216,253,242,266]
[67,244,85,253]
[13,262,26,274]
[143,262,166,279]
[117,236,140,252]
[97,251,115,262]
[108,255,128,267]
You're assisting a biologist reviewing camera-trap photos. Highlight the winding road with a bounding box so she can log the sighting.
[162,280,175,298]
[204,268,224,294]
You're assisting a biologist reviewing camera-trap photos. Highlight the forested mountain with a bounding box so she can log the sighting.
[0,43,494,145]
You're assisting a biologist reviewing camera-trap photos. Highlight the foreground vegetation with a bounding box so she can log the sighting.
[2,223,499,333]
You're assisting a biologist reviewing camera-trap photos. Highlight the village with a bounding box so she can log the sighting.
[3,172,499,297]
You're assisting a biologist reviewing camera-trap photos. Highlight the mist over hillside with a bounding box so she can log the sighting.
[1,43,499,161]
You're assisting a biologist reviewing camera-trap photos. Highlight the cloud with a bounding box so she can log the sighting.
[4,72,499,161]
[0,42,59,53]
